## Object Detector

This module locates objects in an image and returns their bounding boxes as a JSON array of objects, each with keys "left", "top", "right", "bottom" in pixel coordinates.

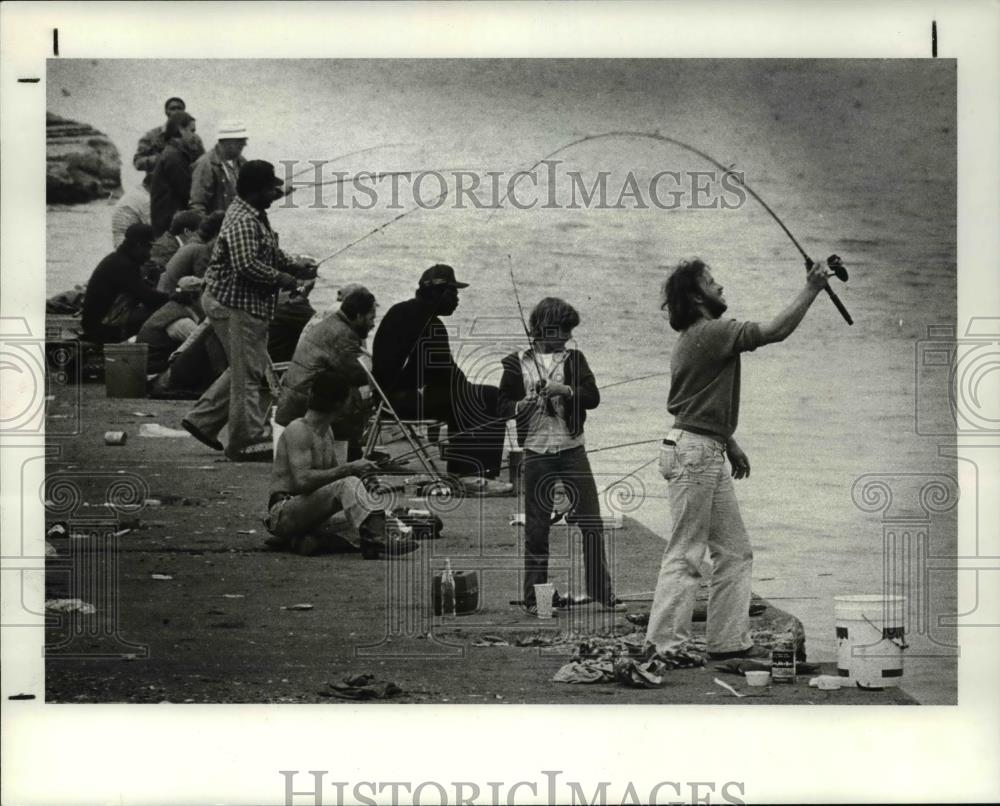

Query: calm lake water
[{"left": 47, "top": 59, "right": 957, "bottom": 702}]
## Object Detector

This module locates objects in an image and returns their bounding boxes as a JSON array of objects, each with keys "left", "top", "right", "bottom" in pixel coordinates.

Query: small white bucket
[
  {"left": 834, "top": 595, "right": 907, "bottom": 688},
  {"left": 271, "top": 407, "right": 284, "bottom": 458}
]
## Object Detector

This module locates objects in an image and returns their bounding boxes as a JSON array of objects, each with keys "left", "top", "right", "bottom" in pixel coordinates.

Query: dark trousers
[
  {"left": 522, "top": 445, "right": 612, "bottom": 606},
  {"left": 388, "top": 382, "right": 505, "bottom": 478}
]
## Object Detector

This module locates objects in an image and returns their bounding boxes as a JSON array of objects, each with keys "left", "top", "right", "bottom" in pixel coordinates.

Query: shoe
[
  {"left": 292, "top": 533, "right": 324, "bottom": 556},
  {"left": 181, "top": 418, "right": 223, "bottom": 451},
  {"left": 263, "top": 533, "right": 290, "bottom": 551},
  {"left": 553, "top": 592, "right": 591, "bottom": 609},
  {"left": 229, "top": 449, "right": 273, "bottom": 463},
  {"left": 360, "top": 538, "right": 419, "bottom": 559},
  {"left": 600, "top": 596, "right": 627, "bottom": 612},
  {"left": 459, "top": 476, "right": 514, "bottom": 497},
  {"left": 360, "top": 521, "right": 419, "bottom": 560},
  {"left": 229, "top": 442, "right": 273, "bottom": 463},
  {"left": 707, "top": 644, "right": 772, "bottom": 661}
]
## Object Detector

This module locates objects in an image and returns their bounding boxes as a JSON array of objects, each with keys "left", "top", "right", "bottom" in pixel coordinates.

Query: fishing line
[{"left": 488, "top": 130, "right": 853, "bottom": 325}]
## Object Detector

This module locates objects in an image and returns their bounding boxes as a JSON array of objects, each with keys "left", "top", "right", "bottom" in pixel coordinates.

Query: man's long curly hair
[{"left": 661, "top": 258, "right": 708, "bottom": 331}]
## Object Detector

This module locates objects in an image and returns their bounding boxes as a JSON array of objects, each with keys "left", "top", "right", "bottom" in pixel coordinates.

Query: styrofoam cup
[{"left": 533, "top": 583, "right": 555, "bottom": 619}]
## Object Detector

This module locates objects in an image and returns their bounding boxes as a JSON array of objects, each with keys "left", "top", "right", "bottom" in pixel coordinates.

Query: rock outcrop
[{"left": 46, "top": 113, "right": 122, "bottom": 204}]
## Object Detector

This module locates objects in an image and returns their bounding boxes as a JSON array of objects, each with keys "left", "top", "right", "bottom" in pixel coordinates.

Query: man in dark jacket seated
[
  {"left": 136, "top": 276, "right": 206, "bottom": 375},
  {"left": 81, "top": 223, "right": 167, "bottom": 343},
  {"left": 372, "top": 264, "right": 512, "bottom": 495}
]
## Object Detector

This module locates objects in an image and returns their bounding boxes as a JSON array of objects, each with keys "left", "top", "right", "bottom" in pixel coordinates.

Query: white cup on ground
[{"left": 533, "top": 583, "right": 555, "bottom": 619}]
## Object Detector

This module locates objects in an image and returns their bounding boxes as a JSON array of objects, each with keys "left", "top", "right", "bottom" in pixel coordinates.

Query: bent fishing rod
[{"left": 490, "top": 130, "right": 853, "bottom": 325}]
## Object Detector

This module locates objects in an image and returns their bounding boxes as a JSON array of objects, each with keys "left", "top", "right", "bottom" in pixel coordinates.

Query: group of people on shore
[{"left": 77, "top": 95, "right": 836, "bottom": 656}]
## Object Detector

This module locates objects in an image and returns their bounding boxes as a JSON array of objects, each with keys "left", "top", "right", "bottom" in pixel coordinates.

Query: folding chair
[{"left": 356, "top": 357, "right": 448, "bottom": 482}]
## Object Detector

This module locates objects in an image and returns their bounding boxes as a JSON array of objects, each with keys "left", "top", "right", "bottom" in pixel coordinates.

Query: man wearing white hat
[{"left": 190, "top": 120, "right": 249, "bottom": 216}]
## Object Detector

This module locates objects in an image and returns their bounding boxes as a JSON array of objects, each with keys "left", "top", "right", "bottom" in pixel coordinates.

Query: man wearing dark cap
[
  {"left": 133, "top": 96, "right": 205, "bottom": 177},
  {"left": 81, "top": 223, "right": 169, "bottom": 343},
  {"left": 372, "top": 265, "right": 512, "bottom": 493},
  {"left": 181, "top": 160, "right": 317, "bottom": 462}
]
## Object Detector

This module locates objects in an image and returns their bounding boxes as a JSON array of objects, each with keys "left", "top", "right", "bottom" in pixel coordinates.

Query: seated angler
[
  {"left": 81, "top": 223, "right": 168, "bottom": 343},
  {"left": 136, "top": 276, "right": 206, "bottom": 375},
  {"left": 158, "top": 210, "right": 225, "bottom": 294},
  {"left": 274, "top": 286, "right": 378, "bottom": 462},
  {"left": 144, "top": 210, "right": 202, "bottom": 286},
  {"left": 372, "top": 264, "right": 512, "bottom": 495},
  {"left": 265, "top": 372, "right": 419, "bottom": 559}
]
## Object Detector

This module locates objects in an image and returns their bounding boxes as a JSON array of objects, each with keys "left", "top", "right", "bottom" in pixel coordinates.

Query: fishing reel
[
  {"left": 532, "top": 379, "right": 557, "bottom": 417},
  {"left": 826, "top": 254, "right": 848, "bottom": 282},
  {"left": 809, "top": 254, "right": 848, "bottom": 282}
]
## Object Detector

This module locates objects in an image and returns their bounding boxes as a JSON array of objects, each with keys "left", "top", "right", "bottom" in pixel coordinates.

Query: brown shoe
[{"left": 181, "top": 418, "right": 223, "bottom": 451}]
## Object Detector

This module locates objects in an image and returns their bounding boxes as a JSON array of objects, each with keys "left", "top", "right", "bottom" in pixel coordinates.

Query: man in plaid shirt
[{"left": 182, "top": 160, "right": 317, "bottom": 462}]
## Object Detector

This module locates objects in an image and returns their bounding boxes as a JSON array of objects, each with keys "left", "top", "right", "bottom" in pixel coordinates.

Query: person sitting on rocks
[
  {"left": 81, "top": 223, "right": 168, "bottom": 343},
  {"left": 158, "top": 210, "right": 225, "bottom": 294},
  {"left": 136, "top": 276, "right": 206, "bottom": 375},
  {"left": 265, "top": 372, "right": 418, "bottom": 559},
  {"left": 144, "top": 210, "right": 202, "bottom": 286}
]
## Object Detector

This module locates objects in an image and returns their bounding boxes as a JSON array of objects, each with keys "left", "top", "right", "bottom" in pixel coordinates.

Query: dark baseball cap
[
  {"left": 237, "top": 160, "right": 284, "bottom": 195},
  {"left": 418, "top": 264, "right": 468, "bottom": 289}
]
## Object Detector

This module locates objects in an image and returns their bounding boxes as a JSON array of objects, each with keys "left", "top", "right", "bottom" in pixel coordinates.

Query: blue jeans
[
  {"left": 522, "top": 445, "right": 613, "bottom": 606},
  {"left": 645, "top": 430, "right": 753, "bottom": 653},
  {"left": 184, "top": 291, "right": 272, "bottom": 459}
]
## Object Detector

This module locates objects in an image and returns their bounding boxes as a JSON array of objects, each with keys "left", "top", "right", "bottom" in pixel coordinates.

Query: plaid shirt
[{"left": 205, "top": 196, "right": 294, "bottom": 320}]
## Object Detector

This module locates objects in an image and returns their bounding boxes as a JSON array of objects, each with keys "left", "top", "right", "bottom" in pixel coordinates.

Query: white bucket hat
[{"left": 216, "top": 120, "right": 248, "bottom": 141}]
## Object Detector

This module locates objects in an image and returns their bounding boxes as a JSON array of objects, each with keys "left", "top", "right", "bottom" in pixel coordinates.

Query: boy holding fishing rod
[{"left": 499, "top": 298, "right": 623, "bottom": 614}]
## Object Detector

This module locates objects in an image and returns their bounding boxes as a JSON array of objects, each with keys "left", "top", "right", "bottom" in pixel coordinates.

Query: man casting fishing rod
[{"left": 645, "top": 257, "right": 833, "bottom": 660}]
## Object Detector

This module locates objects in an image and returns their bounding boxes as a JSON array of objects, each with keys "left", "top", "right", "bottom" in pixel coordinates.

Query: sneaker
[
  {"left": 707, "top": 644, "right": 772, "bottom": 661},
  {"left": 553, "top": 592, "right": 592, "bottom": 609},
  {"left": 181, "top": 418, "right": 223, "bottom": 451},
  {"left": 229, "top": 442, "right": 273, "bottom": 463}
]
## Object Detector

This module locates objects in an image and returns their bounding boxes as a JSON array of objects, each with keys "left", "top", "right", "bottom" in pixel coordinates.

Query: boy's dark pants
[{"left": 522, "top": 445, "right": 612, "bottom": 606}]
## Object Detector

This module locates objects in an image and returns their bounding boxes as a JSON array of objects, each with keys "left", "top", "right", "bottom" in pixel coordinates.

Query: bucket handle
[{"left": 862, "top": 613, "right": 909, "bottom": 650}]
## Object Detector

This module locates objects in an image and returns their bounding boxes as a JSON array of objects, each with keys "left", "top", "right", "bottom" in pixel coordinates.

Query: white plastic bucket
[
  {"left": 834, "top": 595, "right": 907, "bottom": 688},
  {"left": 271, "top": 407, "right": 284, "bottom": 458}
]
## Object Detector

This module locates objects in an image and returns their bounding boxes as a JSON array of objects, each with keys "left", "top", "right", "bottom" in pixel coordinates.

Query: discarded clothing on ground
[
  {"left": 322, "top": 674, "right": 403, "bottom": 701},
  {"left": 552, "top": 634, "right": 705, "bottom": 687}
]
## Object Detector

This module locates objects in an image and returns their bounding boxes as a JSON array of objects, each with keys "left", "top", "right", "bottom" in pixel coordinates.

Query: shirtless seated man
[{"left": 265, "top": 371, "right": 418, "bottom": 559}]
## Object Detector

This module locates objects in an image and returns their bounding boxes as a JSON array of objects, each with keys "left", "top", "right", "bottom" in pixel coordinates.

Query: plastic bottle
[{"left": 441, "top": 559, "right": 456, "bottom": 618}]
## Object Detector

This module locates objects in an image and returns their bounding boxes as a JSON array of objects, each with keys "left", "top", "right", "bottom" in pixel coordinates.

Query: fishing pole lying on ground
[{"left": 490, "top": 130, "right": 854, "bottom": 325}]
